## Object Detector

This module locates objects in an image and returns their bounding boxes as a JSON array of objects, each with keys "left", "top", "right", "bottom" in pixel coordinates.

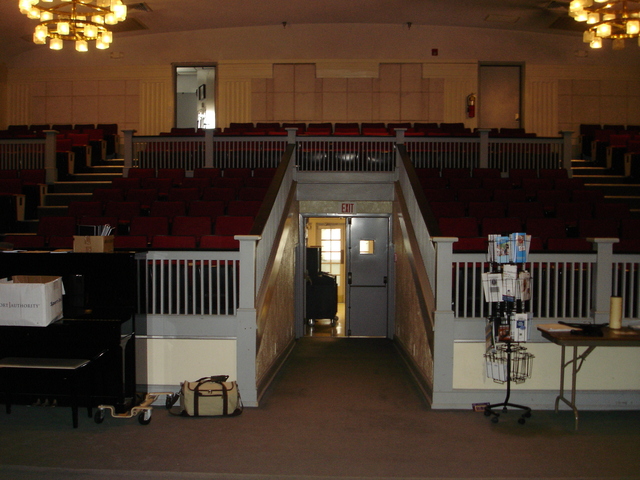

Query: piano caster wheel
[
  {"left": 138, "top": 410, "right": 152, "bottom": 425},
  {"left": 94, "top": 409, "right": 106, "bottom": 424}
]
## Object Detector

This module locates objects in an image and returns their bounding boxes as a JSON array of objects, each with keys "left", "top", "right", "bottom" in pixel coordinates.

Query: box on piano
[
  {"left": 0, "top": 275, "right": 63, "bottom": 327},
  {"left": 73, "top": 235, "right": 114, "bottom": 253}
]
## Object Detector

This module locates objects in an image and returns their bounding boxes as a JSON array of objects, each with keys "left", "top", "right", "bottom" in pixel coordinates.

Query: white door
[{"left": 346, "top": 217, "right": 389, "bottom": 337}]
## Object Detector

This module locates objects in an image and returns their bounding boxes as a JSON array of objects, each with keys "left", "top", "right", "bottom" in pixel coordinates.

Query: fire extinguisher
[{"left": 467, "top": 93, "right": 476, "bottom": 118}]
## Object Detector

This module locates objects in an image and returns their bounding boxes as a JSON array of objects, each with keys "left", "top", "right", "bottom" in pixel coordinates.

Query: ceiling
[{"left": 0, "top": 0, "right": 583, "bottom": 61}]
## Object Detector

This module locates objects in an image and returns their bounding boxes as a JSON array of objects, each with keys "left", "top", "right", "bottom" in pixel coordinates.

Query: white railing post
[
  {"left": 122, "top": 129, "right": 136, "bottom": 176},
  {"left": 395, "top": 128, "right": 407, "bottom": 145},
  {"left": 286, "top": 128, "right": 298, "bottom": 145},
  {"left": 235, "top": 234, "right": 261, "bottom": 406},
  {"left": 431, "top": 237, "right": 458, "bottom": 405},
  {"left": 590, "top": 238, "right": 618, "bottom": 324},
  {"left": 204, "top": 128, "right": 215, "bottom": 169},
  {"left": 44, "top": 130, "right": 58, "bottom": 183},
  {"left": 561, "top": 130, "right": 574, "bottom": 173},
  {"left": 478, "top": 128, "right": 491, "bottom": 169}
]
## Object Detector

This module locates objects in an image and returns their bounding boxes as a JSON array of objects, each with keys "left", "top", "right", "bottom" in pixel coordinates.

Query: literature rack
[{"left": 482, "top": 233, "right": 534, "bottom": 425}]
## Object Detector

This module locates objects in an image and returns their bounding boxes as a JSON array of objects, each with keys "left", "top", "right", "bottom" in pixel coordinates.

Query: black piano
[{"left": 0, "top": 252, "right": 137, "bottom": 413}]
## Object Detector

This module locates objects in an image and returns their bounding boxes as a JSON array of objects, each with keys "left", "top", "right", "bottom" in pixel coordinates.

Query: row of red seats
[
  {"left": 423, "top": 187, "right": 599, "bottom": 205},
  {"left": 438, "top": 216, "right": 640, "bottom": 253},
  {"left": 415, "top": 167, "right": 568, "bottom": 180},
  {"left": 429, "top": 200, "right": 631, "bottom": 222},
  {"left": 91, "top": 186, "right": 266, "bottom": 210},
  {"left": 5, "top": 214, "right": 254, "bottom": 250},
  {"left": 126, "top": 167, "right": 275, "bottom": 181},
  {"left": 68, "top": 198, "right": 262, "bottom": 220}
]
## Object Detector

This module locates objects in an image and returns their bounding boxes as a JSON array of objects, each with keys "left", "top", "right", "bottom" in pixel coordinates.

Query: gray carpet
[{"left": 1, "top": 337, "right": 639, "bottom": 480}]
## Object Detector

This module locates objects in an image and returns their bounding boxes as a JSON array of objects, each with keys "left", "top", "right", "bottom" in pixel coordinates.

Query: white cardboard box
[{"left": 0, "top": 275, "right": 64, "bottom": 327}]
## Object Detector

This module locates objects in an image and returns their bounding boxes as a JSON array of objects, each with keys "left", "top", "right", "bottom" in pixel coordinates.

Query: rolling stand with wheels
[
  {"left": 481, "top": 233, "right": 534, "bottom": 425},
  {"left": 484, "top": 340, "right": 533, "bottom": 424}
]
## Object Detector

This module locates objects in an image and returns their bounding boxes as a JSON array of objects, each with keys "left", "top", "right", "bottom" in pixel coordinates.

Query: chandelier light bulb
[
  {"left": 40, "top": 10, "right": 53, "bottom": 21},
  {"left": 596, "top": 22, "right": 612, "bottom": 37},
  {"left": 96, "top": 35, "right": 108, "bottom": 49},
  {"left": 583, "top": 30, "right": 595, "bottom": 42},
  {"left": 101, "top": 30, "right": 112, "bottom": 43},
  {"left": 575, "top": 10, "right": 589, "bottom": 22},
  {"left": 57, "top": 21, "right": 70, "bottom": 35},
  {"left": 587, "top": 12, "right": 600, "bottom": 24},
  {"left": 627, "top": 19, "right": 640, "bottom": 35},
  {"left": 84, "top": 23, "right": 98, "bottom": 38},
  {"left": 75, "top": 39, "right": 88, "bottom": 52},
  {"left": 590, "top": 36, "right": 603, "bottom": 48},
  {"left": 49, "top": 37, "right": 63, "bottom": 50}
]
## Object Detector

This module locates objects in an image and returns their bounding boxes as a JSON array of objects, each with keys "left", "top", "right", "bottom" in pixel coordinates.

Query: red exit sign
[{"left": 341, "top": 202, "right": 356, "bottom": 214}]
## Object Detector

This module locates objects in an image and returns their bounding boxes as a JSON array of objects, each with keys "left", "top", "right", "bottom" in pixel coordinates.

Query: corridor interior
[{"left": 304, "top": 216, "right": 347, "bottom": 337}]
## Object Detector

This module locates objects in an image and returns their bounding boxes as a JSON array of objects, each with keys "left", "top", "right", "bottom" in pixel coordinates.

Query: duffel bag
[{"left": 175, "top": 375, "right": 243, "bottom": 417}]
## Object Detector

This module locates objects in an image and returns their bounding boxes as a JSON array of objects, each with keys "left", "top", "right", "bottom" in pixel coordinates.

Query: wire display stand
[{"left": 481, "top": 233, "right": 535, "bottom": 425}]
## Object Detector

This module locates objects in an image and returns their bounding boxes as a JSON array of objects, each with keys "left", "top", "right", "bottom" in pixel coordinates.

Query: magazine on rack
[{"left": 482, "top": 272, "right": 503, "bottom": 303}]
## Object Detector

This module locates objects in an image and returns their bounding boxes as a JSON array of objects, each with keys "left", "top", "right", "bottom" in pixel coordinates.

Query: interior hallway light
[
  {"left": 573, "top": 0, "right": 640, "bottom": 49},
  {"left": 19, "top": 0, "right": 127, "bottom": 52}
]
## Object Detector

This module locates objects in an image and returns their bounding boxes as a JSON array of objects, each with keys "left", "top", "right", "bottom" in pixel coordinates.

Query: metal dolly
[{"left": 94, "top": 392, "right": 176, "bottom": 425}]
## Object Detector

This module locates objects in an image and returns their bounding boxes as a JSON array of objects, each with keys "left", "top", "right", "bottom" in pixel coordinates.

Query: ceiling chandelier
[
  {"left": 19, "top": 0, "right": 127, "bottom": 52},
  {"left": 569, "top": 0, "right": 640, "bottom": 49}
]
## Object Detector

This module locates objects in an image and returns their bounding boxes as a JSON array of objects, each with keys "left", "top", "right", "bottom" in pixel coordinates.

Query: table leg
[{"left": 554, "top": 345, "right": 596, "bottom": 430}]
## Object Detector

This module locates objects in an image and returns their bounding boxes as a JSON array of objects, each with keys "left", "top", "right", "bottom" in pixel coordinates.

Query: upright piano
[{"left": 0, "top": 252, "right": 137, "bottom": 412}]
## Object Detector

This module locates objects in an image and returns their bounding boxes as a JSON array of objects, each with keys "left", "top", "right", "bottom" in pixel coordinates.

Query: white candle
[{"left": 609, "top": 296, "right": 623, "bottom": 329}]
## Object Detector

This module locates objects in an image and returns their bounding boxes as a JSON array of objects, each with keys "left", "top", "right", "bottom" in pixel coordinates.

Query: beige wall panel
[
  {"left": 600, "top": 96, "right": 630, "bottom": 125},
  {"left": 139, "top": 81, "right": 170, "bottom": 135},
  {"left": 315, "top": 60, "right": 379, "bottom": 79},
  {"left": 628, "top": 96, "right": 640, "bottom": 125},
  {"left": 428, "top": 77, "right": 445, "bottom": 93},
  {"left": 295, "top": 64, "right": 316, "bottom": 93},
  {"left": 99, "top": 80, "right": 127, "bottom": 96},
  {"left": 125, "top": 80, "right": 140, "bottom": 96},
  {"left": 218, "top": 79, "right": 251, "bottom": 129},
  {"left": 72, "top": 96, "right": 99, "bottom": 124},
  {"left": 251, "top": 91, "right": 268, "bottom": 121},
  {"left": 347, "top": 92, "right": 373, "bottom": 121},
  {"left": 323, "top": 92, "right": 348, "bottom": 121},
  {"left": 252, "top": 78, "right": 268, "bottom": 93},
  {"left": 443, "top": 78, "right": 475, "bottom": 125},
  {"left": 273, "top": 91, "right": 295, "bottom": 120},
  {"left": 31, "top": 82, "right": 47, "bottom": 96},
  {"left": 401, "top": 63, "right": 422, "bottom": 92},
  {"left": 527, "top": 80, "right": 557, "bottom": 138},
  {"left": 8, "top": 83, "right": 30, "bottom": 125},
  {"left": 558, "top": 79, "right": 572, "bottom": 96},
  {"left": 47, "top": 81, "right": 72, "bottom": 97},
  {"left": 429, "top": 91, "right": 445, "bottom": 122},
  {"left": 573, "top": 79, "right": 601, "bottom": 96},
  {"left": 46, "top": 96, "right": 73, "bottom": 124},
  {"left": 323, "top": 77, "right": 347, "bottom": 92},
  {"left": 401, "top": 91, "right": 423, "bottom": 120},
  {"left": 379, "top": 64, "right": 402, "bottom": 92},
  {"left": 601, "top": 81, "right": 627, "bottom": 97},
  {"left": 30, "top": 96, "right": 47, "bottom": 125},
  {"left": 294, "top": 92, "right": 320, "bottom": 121},
  {"left": 348, "top": 78, "right": 373, "bottom": 93},
  {"left": 73, "top": 80, "right": 98, "bottom": 97},
  {"left": 139, "top": 338, "right": 237, "bottom": 386},
  {"left": 125, "top": 95, "right": 140, "bottom": 124},
  {"left": 99, "top": 95, "right": 126, "bottom": 126},
  {"left": 379, "top": 92, "right": 400, "bottom": 120},
  {"left": 572, "top": 96, "right": 601, "bottom": 124},
  {"left": 273, "top": 64, "right": 295, "bottom": 92},
  {"left": 557, "top": 94, "right": 572, "bottom": 125},
  {"left": 420, "top": 92, "right": 431, "bottom": 121}
]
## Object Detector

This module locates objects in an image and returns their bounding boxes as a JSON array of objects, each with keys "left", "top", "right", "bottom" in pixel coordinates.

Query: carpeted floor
[{"left": 1, "top": 337, "right": 639, "bottom": 480}]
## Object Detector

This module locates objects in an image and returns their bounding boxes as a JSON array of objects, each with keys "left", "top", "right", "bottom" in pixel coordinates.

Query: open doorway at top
[
  {"left": 174, "top": 65, "right": 216, "bottom": 129},
  {"left": 303, "top": 215, "right": 391, "bottom": 338},
  {"left": 304, "top": 217, "right": 346, "bottom": 337}
]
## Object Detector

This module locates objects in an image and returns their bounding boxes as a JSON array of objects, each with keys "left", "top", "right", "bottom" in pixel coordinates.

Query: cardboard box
[
  {"left": 73, "top": 235, "right": 114, "bottom": 253},
  {"left": 0, "top": 275, "right": 64, "bottom": 327}
]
